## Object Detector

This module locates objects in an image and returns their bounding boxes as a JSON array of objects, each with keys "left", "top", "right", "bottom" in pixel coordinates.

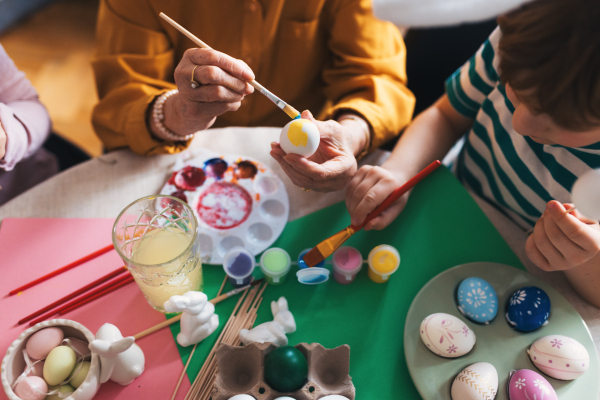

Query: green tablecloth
[{"left": 170, "top": 166, "right": 523, "bottom": 398}]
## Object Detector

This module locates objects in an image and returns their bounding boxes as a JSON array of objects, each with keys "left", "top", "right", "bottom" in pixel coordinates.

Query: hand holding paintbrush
[{"left": 155, "top": 13, "right": 299, "bottom": 142}]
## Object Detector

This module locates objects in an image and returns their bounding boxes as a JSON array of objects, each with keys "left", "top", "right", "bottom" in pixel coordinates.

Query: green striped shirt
[{"left": 446, "top": 27, "right": 600, "bottom": 228}]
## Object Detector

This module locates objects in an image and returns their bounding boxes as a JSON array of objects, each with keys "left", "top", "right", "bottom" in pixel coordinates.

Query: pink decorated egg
[
  {"left": 528, "top": 335, "right": 589, "bottom": 380},
  {"left": 508, "top": 370, "right": 557, "bottom": 400},
  {"left": 25, "top": 327, "right": 64, "bottom": 360},
  {"left": 420, "top": 313, "right": 476, "bottom": 358},
  {"left": 14, "top": 376, "right": 47, "bottom": 400}
]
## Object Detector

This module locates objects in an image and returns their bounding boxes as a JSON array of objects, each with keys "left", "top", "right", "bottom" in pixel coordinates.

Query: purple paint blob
[
  {"left": 204, "top": 158, "right": 228, "bottom": 179},
  {"left": 228, "top": 252, "right": 253, "bottom": 276}
]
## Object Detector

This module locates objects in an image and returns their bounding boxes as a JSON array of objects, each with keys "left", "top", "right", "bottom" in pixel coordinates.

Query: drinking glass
[{"left": 112, "top": 195, "right": 203, "bottom": 312}]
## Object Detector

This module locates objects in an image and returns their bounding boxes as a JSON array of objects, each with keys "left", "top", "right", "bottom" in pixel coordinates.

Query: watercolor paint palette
[
  {"left": 404, "top": 262, "right": 599, "bottom": 400},
  {"left": 160, "top": 152, "right": 289, "bottom": 264}
]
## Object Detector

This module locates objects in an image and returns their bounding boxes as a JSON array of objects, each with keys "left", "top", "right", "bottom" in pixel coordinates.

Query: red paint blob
[
  {"left": 172, "top": 166, "right": 206, "bottom": 190},
  {"left": 197, "top": 182, "right": 252, "bottom": 229}
]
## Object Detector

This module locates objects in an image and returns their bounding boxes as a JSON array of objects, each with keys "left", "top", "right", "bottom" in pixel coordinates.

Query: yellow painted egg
[
  {"left": 43, "top": 346, "right": 77, "bottom": 386},
  {"left": 68, "top": 361, "right": 91, "bottom": 388},
  {"left": 46, "top": 384, "right": 75, "bottom": 400},
  {"left": 279, "top": 119, "right": 320, "bottom": 157}
]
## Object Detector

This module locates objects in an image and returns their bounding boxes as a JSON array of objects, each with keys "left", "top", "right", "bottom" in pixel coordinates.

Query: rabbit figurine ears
[
  {"left": 239, "top": 296, "right": 296, "bottom": 346},
  {"left": 164, "top": 291, "right": 219, "bottom": 347},
  {"left": 90, "top": 324, "right": 145, "bottom": 385}
]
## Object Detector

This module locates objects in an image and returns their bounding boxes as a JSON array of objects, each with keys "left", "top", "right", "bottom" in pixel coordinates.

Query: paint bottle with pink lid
[{"left": 331, "top": 246, "right": 363, "bottom": 284}]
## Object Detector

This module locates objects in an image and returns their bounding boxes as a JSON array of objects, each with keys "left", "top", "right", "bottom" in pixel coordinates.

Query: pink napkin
[{"left": 0, "top": 218, "right": 190, "bottom": 400}]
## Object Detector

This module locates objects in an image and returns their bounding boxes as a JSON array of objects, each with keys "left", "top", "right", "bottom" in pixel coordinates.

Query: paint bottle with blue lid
[{"left": 222, "top": 246, "right": 255, "bottom": 288}]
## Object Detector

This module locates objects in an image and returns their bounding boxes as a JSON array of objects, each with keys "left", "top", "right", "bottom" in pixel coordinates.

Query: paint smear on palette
[
  {"left": 235, "top": 160, "right": 258, "bottom": 180},
  {"left": 197, "top": 182, "right": 252, "bottom": 229},
  {"left": 168, "top": 166, "right": 206, "bottom": 191},
  {"left": 204, "top": 158, "right": 228, "bottom": 179}
]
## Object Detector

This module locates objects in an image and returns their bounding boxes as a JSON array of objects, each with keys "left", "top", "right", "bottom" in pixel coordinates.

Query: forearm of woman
[{"left": 383, "top": 95, "right": 472, "bottom": 179}]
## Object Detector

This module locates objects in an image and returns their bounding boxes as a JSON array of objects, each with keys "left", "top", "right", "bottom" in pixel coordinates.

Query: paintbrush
[
  {"left": 303, "top": 160, "right": 442, "bottom": 267},
  {"left": 159, "top": 12, "right": 300, "bottom": 120}
]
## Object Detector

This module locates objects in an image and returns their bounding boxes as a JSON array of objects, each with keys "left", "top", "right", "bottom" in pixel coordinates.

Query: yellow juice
[{"left": 130, "top": 228, "right": 203, "bottom": 311}]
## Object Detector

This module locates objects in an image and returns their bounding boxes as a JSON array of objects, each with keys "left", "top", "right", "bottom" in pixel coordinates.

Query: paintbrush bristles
[
  {"left": 283, "top": 104, "right": 301, "bottom": 119},
  {"left": 304, "top": 227, "right": 354, "bottom": 268}
]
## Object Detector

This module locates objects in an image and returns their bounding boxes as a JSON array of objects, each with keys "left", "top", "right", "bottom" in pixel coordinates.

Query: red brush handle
[
  {"left": 60, "top": 275, "right": 135, "bottom": 315},
  {"left": 350, "top": 160, "right": 441, "bottom": 232},
  {"left": 18, "top": 266, "right": 127, "bottom": 325},
  {"left": 28, "top": 272, "right": 132, "bottom": 326},
  {"left": 10, "top": 244, "right": 115, "bottom": 296}
]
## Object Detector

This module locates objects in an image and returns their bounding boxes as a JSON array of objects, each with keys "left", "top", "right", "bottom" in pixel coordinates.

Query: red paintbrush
[
  {"left": 18, "top": 266, "right": 128, "bottom": 325},
  {"left": 303, "top": 160, "right": 442, "bottom": 267},
  {"left": 28, "top": 272, "right": 133, "bottom": 326},
  {"left": 9, "top": 244, "right": 115, "bottom": 295},
  {"left": 59, "top": 275, "right": 135, "bottom": 315}
]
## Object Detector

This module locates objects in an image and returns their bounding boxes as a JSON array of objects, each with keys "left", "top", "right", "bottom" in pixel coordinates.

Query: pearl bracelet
[{"left": 152, "top": 89, "right": 195, "bottom": 141}]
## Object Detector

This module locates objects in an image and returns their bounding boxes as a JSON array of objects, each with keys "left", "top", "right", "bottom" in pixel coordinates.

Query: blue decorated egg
[
  {"left": 456, "top": 277, "right": 498, "bottom": 324},
  {"left": 506, "top": 286, "right": 551, "bottom": 332}
]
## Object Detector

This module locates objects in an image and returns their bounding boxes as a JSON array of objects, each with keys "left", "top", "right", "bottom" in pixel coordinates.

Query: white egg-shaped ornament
[
  {"left": 451, "top": 362, "right": 498, "bottom": 400},
  {"left": 508, "top": 369, "right": 558, "bottom": 400},
  {"left": 273, "top": 397, "right": 299, "bottom": 400},
  {"left": 572, "top": 168, "right": 600, "bottom": 220},
  {"left": 279, "top": 118, "right": 320, "bottom": 157},
  {"left": 527, "top": 335, "right": 590, "bottom": 380},
  {"left": 228, "top": 395, "right": 256, "bottom": 400},
  {"left": 506, "top": 286, "right": 550, "bottom": 332},
  {"left": 319, "top": 396, "right": 351, "bottom": 400},
  {"left": 456, "top": 277, "right": 498, "bottom": 324},
  {"left": 420, "top": 313, "right": 476, "bottom": 358}
]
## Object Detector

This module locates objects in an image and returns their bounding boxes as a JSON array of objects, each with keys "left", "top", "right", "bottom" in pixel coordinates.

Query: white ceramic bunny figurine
[
  {"left": 163, "top": 291, "right": 219, "bottom": 347},
  {"left": 89, "top": 323, "right": 145, "bottom": 385},
  {"left": 239, "top": 297, "right": 296, "bottom": 346}
]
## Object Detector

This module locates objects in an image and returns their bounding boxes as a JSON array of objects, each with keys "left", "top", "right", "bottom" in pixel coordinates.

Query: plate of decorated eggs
[
  {"left": 160, "top": 151, "right": 289, "bottom": 264},
  {"left": 404, "top": 262, "right": 599, "bottom": 400}
]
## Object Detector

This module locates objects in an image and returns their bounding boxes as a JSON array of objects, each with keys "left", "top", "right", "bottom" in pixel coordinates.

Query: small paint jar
[
  {"left": 367, "top": 245, "right": 400, "bottom": 283},
  {"left": 260, "top": 248, "right": 291, "bottom": 285},
  {"left": 222, "top": 247, "right": 255, "bottom": 288},
  {"left": 332, "top": 246, "right": 363, "bottom": 284},
  {"left": 297, "top": 248, "right": 325, "bottom": 269}
]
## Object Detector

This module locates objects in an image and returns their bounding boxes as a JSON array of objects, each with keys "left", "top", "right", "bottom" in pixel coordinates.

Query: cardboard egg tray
[{"left": 212, "top": 342, "right": 355, "bottom": 400}]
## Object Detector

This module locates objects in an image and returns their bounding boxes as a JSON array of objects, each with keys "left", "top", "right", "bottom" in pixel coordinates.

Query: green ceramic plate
[{"left": 404, "top": 262, "right": 599, "bottom": 400}]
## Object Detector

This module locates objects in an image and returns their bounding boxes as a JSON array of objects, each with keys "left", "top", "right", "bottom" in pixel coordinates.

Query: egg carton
[{"left": 212, "top": 343, "right": 355, "bottom": 400}]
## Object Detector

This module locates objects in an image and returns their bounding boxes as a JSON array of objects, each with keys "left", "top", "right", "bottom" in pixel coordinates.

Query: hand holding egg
[
  {"left": 270, "top": 110, "right": 360, "bottom": 192},
  {"left": 279, "top": 118, "right": 320, "bottom": 158}
]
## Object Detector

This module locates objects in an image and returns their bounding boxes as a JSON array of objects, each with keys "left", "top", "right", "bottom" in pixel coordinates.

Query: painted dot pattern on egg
[
  {"left": 456, "top": 277, "right": 498, "bottom": 324},
  {"left": 506, "top": 286, "right": 551, "bottom": 332}
]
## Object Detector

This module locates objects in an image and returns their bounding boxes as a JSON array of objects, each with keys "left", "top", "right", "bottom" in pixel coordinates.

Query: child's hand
[
  {"left": 345, "top": 165, "right": 407, "bottom": 231},
  {"left": 526, "top": 200, "right": 600, "bottom": 271}
]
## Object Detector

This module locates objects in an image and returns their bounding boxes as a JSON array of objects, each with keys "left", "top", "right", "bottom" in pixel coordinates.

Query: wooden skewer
[
  {"left": 158, "top": 12, "right": 300, "bottom": 120},
  {"left": 133, "top": 279, "right": 264, "bottom": 340},
  {"left": 19, "top": 266, "right": 128, "bottom": 325},
  {"left": 10, "top": 244, "right": 114, "bottom": 295}
]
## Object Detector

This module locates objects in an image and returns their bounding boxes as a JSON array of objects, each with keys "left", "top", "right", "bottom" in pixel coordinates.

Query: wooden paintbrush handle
[{"left": 350, "top": 160, "right": 441, "bottom": 232}]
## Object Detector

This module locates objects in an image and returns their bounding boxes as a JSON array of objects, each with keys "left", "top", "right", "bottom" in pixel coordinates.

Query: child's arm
[
  {"left": 526, "top": 201, "right": 600, "bottom": 307},
  {"left": 346, "top": 95, "right": 472, "bottom": 229}
]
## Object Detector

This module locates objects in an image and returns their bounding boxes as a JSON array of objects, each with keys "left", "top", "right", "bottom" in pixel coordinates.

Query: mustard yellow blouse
[{"left": 92, "top": 0, "right": 415, "bottom": 155}]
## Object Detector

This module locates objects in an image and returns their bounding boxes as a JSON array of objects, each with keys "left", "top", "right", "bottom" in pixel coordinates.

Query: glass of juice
[{"left": 112, "top": 195, "right": 203, "bottom": 312}]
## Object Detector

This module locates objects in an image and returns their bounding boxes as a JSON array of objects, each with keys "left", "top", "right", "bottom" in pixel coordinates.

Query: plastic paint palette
[{"left": 160, "top": 152, "right": 289, "bottom": 264}]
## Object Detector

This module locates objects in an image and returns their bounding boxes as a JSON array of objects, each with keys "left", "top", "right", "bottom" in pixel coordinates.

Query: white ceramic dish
[
  {"left": 2, "top": 319, "right": 101, "bottom": 400},
  {"left": 160, "top": 151, "right": 289, "bottom": 264}
]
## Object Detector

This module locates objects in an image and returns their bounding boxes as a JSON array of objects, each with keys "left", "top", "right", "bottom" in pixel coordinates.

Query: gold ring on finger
[{"left": 190, "top": 65, "right": 200, "bottom": 89}]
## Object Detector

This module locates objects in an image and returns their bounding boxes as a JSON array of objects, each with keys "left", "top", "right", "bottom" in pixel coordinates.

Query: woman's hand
[
  {"left": 270, "top": 110, "right": 367, "bottom": 192},
  {"left": 345, "top": 165, "right": 407, "bottom": 230},
  {"left": 152, "top": 48, "right": 255, "bottom": 140},
  {"left": 526, "top": 200, "right": 600, "bottom": 270}
]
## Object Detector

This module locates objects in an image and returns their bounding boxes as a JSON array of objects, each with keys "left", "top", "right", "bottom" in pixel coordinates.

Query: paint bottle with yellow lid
[{"left": 367, "top": 245, "right": 400, "bottom": 283}]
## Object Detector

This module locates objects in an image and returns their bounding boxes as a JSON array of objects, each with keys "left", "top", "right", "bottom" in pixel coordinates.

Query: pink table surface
[{"left": 0, "top": 218, "right": 190, "bottom": 400}]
